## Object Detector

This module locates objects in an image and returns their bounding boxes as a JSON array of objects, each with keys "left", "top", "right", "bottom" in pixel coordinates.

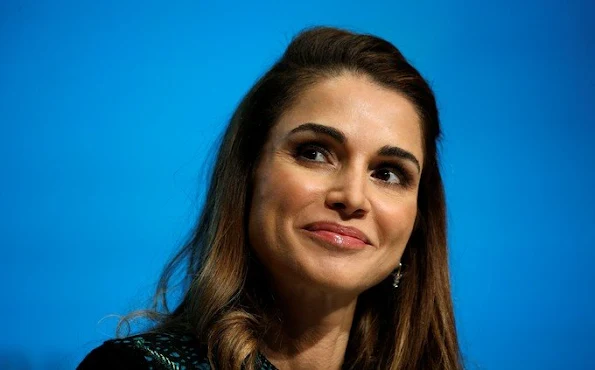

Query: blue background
[{"left": 1, "top": 0, "right": 594, "bottom": 369}]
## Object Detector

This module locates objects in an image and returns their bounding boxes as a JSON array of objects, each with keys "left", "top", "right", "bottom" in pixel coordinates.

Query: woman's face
[{"left": 248, "top": 73, "right": 424, "bottom": 294}]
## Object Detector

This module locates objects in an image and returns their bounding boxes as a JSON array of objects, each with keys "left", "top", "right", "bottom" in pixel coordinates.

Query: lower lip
[{"left": 303, "top": 229, "right": 368, "bottom": 251}]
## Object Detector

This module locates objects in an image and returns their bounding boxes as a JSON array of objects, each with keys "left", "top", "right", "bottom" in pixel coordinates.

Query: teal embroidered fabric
[{"left": 78, "top": 332, "right": 278, "bottom": 370}]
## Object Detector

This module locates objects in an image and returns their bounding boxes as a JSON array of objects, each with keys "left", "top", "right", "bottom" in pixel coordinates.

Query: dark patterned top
[{"left": 77, "top": 332, "right": 279, "bottom": 370}]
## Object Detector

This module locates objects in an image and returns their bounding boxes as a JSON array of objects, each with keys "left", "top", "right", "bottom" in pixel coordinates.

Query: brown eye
[
  {"left": 372, "top": 168, "right": 401, "bottom": 185},
  {"left": 295, "top": 143, "right": 329, "bottom": 163}
]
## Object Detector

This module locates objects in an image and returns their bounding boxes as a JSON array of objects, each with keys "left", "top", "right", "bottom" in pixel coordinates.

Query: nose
[{"left": 325, "top": 166, "right": 371, "bottom": 218}]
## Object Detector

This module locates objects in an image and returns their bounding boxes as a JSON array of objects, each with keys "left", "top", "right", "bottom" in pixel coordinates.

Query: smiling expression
[{"left": 248, "top": 73, "right": 424, "bottom": 294}]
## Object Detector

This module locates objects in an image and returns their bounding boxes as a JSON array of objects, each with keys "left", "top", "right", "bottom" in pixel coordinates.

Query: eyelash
[
  {"left": 294, "top": 142, "right": 332, "bottom": 163},
  {"left": 293, "top": 141, "right": 412, "bottom": 188}
]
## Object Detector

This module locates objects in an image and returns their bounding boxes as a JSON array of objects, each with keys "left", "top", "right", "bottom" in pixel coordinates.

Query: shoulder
[{"left": 77, "top": 331, "right": 212, "bottom": 370}]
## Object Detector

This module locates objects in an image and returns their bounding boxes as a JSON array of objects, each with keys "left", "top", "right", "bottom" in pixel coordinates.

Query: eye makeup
[
  {"left": 285, "top": 122, "right": 421, "bottom": 174},
  {"left": 289, "top": 138, "right": 416, "bottom": 189},
  {"left": 370, "top": 161, "right": 414, "bottom": 189},
  {"left": 293, "top": 141, "right": 334, "bottom": 164}
]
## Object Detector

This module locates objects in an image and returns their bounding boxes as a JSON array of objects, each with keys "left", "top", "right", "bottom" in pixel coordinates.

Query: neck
[{"left": 261, "top": 283, "right": 358, "bottom": 370}]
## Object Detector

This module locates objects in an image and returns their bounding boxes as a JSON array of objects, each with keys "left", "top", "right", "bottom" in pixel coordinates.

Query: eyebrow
[
  {"left": 288, "top": 122, "right": 421, "bottom": 173},
  {"left": 378, "top": 145, "right": 421, "bottom": 173},
  {"left": 289, "top": 122, "right": 346, "bottom": 143}
]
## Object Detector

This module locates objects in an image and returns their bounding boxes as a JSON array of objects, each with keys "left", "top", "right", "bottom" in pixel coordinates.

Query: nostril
[{"left": 331, "top": 202, "right": 346, "bottom": 210}]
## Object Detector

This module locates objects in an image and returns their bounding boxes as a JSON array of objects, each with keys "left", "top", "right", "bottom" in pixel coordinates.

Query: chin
[
  {"left": 297, "top": 263, "right": 379, "bottom": 295},
  {"left": 293, "top": 243, "right": 385, "bottom": 294}
]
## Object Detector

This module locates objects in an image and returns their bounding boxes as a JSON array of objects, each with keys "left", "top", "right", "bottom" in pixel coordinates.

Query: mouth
[{"left": 302, "top": 221, "right": 372, "bottom": 251}]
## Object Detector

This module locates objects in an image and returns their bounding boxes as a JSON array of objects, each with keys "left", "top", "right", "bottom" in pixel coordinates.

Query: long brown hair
[{"left": 128, "top": 26, "right": 462, "bottom": 369}]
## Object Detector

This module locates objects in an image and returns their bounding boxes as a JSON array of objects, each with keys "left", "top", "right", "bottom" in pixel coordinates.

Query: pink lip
[{"left": 302, "top": 222, "right": 372, "bottom": 250}]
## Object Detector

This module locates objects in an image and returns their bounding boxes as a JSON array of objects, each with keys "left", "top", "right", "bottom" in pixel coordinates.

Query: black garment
[{"left": 77, "top": 332, "right": 278, "bottom": 370}]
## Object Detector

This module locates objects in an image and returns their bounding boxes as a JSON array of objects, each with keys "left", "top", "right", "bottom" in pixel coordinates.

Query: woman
[{"left": 79, "top": 26, "right": 462, "bottom": 370}]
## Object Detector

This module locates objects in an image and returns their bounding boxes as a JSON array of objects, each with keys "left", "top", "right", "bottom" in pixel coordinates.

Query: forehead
[{"left": 273, "top": 73, "right": 424, "bottom": 163}]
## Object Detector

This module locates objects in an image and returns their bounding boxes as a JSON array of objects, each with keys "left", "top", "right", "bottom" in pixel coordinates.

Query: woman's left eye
[{"left": 372, "top": 168, "right": 402, "bottom": 185}]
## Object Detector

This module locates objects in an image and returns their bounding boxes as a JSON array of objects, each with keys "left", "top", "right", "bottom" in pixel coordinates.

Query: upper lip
[{"left": 303, "top": 221, "right": 372, "bottom": 245}]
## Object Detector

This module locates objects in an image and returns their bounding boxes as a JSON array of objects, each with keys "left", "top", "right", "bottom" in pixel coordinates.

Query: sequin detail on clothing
[
  {"left": 110, "top": 332, "right": 278, "bottom": 370},
  {"left": 112, "top": 332, "right": 209, "bottom": 370},
  {"left": 256, "top": 352, "right": 278, "bottom": 370}
]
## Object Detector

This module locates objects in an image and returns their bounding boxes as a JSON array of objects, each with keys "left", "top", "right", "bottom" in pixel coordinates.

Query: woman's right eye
[{"left": 295, "top": 143, "right": 329, "bottom": 163}]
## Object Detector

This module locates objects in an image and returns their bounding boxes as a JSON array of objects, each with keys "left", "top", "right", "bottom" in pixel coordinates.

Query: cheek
[
  {"left": 375, "top": 196, "right": 418, "bottom": 248},
  {"left": 254, "top": 160, "right": 325, "bottom": 218},
  {"left": 249, "top": 159, "right": 326, "bottom": 247}
]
